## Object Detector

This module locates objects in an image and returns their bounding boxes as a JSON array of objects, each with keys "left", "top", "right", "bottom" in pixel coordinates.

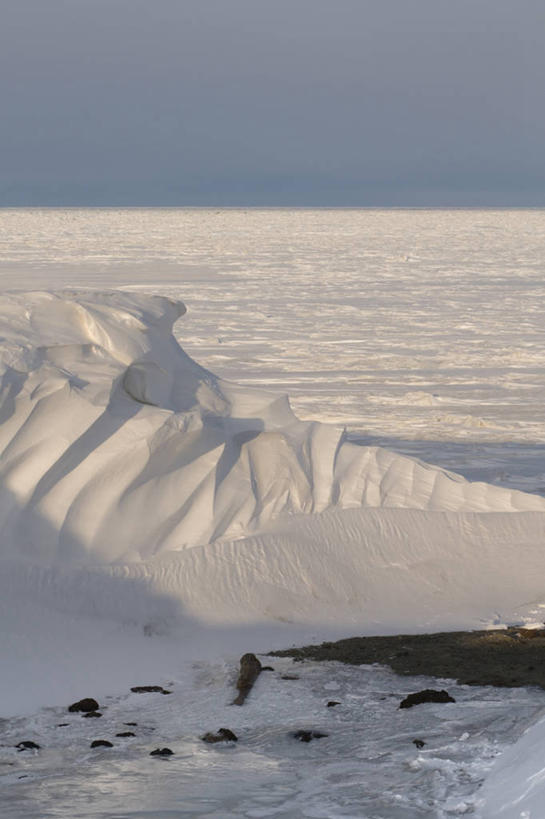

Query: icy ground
[
  {"left": 2, "top": 655, "right": 544, "bottom": 819},
  {"left": 1, "top": 208, "right": 544, "bottom": 490},
  {"left": 1, "top": 208, "right": 545, "bottom": 818}
]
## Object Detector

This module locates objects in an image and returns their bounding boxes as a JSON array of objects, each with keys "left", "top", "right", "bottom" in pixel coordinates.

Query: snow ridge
[{"left": 1, "top": 290, "right": 543, "bottom": 566}]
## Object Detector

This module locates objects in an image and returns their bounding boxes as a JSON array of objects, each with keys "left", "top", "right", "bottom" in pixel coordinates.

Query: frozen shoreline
[{"left": 2, "top": 209, "right": 545, "bottom": 816}]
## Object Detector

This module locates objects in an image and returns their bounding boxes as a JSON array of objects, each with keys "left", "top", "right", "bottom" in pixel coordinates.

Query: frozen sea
[
  {"left": 1, "top": 208, "right": 545, "bottom": 818},
  {"left": 2, "top": 207, "right": 544, "bottom": 494}
]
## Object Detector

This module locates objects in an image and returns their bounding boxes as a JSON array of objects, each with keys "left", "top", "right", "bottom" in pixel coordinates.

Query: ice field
[{"left": 1, "top": 208, "right": 545, "bottom": 818}]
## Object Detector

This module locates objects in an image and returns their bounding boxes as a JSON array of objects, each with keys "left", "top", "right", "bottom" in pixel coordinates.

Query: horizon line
[{"left": 2, "top": 204, "right": 545, "bottom": 211}]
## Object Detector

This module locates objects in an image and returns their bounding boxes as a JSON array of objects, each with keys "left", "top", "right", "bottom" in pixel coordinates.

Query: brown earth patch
[{"left": 269, "top": 628, "right": 545, "bottom": 689}]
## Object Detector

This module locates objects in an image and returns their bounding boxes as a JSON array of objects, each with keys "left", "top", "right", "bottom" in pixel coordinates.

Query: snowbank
[
  {"left": 480, "top": 711, "right": 545, "bottom": 818},
  {"left": 2, "top": 290, "right": 545, "bottom": 716},
  {"left": 1, "top": 290, "right": 542, "bottom": 565}
]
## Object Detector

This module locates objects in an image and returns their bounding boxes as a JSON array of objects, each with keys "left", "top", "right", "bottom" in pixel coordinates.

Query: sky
[{"left": 1, "top": 0, "right": 544, "bottom": 206}]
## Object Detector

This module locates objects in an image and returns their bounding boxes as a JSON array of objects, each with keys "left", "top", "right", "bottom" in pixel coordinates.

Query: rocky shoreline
[{"left": 270, "top": 627, "right": 545, "bottom": 689}]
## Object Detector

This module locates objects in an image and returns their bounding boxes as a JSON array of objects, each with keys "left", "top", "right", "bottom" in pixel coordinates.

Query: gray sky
[{"left": 1, "top": 0, "right": 544, "bottom": 206}]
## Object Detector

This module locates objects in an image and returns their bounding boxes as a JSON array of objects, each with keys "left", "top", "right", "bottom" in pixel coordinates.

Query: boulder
[
  {"left": 292, "top": 730, "right": 328, "bottom": 743},
  {"left": 233, "top": 653, "right": 262, "bottom": 705},
  {"left": 202, "top": 728, "right": 238, "bottom": 743},
  {"left": 400, "top": 689, "right": 455, "bottom": 709},
  {"left": 90, "top": 740, "right": 113, "bottom": 748},
  {"left": 150, "top": 747, "right": 174, "bottom": 756},
  {"left": 130, "top": 685, "right": 170, "bottom": 694},
  {"left": 68, "top": 697, "right": 99, "bottom": 713},
  {"left": 16, "top": 741, "right": 40, "bottom": 751}
]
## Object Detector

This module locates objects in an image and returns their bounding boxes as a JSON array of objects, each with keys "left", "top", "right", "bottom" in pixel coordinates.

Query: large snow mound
[
  {"left": 1, "top": 290, "right": 543, "bottom": 566},
  {"left": 479, "top": 711, "right": 545, "bottom": 818}
]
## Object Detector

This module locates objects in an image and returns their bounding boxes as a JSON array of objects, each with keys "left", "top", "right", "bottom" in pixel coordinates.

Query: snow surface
[
  {"left": 479, "top": 709, "right": 545, "bottom": 818},
  {"left": 2, "top": 655, "right": 545, "bottom": 819},
  {"left": 1, "top": 288, "right": 542, "bottom": 567},
  {"left": 2, "top": 208, "right": 545, "bottom": 486},
  {"left": 1, "top": 209, "right": 545, "bottom": 817}
]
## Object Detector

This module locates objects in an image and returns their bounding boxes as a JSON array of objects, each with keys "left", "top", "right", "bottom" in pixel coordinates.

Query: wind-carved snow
[
  {"left": 1, "top": 288, "right": 545, "bottom": 642},
  {"left": 1, "top": 290, "right": 543, "bottom": 568},
  {"left": 2, "top": 289, "right": 545, "bottom": 817}
]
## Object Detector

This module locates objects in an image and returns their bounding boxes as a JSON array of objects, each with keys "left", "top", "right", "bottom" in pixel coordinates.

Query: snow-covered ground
[
  {"left": 3, "top": 655, "right": 545, "bottom": 819},
  {"left": 1, "top": 208, "right": 545, "bottom": 817},
  {"left": 1, "top": 208, "right": 544, "bottom": 485}
]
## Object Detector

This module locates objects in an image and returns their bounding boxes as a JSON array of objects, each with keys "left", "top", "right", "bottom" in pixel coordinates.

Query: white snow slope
[
  {"left": 1, "top": 289, "right": 545, "bottom": 632},
  {"left": 1, "top": 289, "right": 543, "bottom": 560},
  {"left": 2, "top": 287, "right": 545, "bottom": 816}
]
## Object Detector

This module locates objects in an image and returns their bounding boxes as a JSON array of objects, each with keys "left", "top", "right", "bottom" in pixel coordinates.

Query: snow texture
[
  {"left": 1, "top": 289, "right": 545, "bottom": 649},
  {"left": 2, "top": 209, "right": 545, "bottom": 817},
  {"left": 1, "top": 289, "right": 543, "bottom": 567}
]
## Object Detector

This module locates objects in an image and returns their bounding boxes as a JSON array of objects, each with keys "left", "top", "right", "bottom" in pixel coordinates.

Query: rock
[
  {"left": 57, "top": 723, "right": 69, "bottom": 727},
  {"left": 90, "top": 740, "right": 113, "bottom": 748},
  {"left": 327, "top": 701, "right": 341, "bottom": 707},
  {"left": 16, "top": 741, "right": 40, "bottom": 751},
  {"left": 233, "top": 653, "right": 262, "bottom": 705},
  {"left": 124, "top": 722, "right": 138, "bottom": 726},
  {"left": 83, "top": 711, "right": 102, "bottom": 718},
  {"left": 261, "top": 666, "right": 275, "bottom": 671},
  {"left": 116, "top": 731, "right": 136, "bottom": 737},
  {"left": 281, "top": 674, "right": 299, "bottom": 680},
  {"left": 292, "top": 730, "right": 328, "bottom": 743},
  {"left": 400, "top": 689, "right": 455, "bottom": 709},
  {"left": 201, "top": 728, "right": 238, "bottom": 743},
  {"left": 68, "top": 697, "right": 99, "bottom": 713},
  {"left": 413, "top": 739, "right": 426, "bottom": 749},
  {"left": 150, "top": 747, "right": 174, "bottom": 756},
  {"left": 130, "top": 685, "right": 171, "bottom": 694}
]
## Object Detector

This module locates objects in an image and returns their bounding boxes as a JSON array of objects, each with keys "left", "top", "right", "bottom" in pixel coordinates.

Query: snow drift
[
  {"left": 479, "top": 710, "right": 545, "bottom": 818},
  {"left": 1, "top": 289, "right": 545, "bottom": 643},
  {"left": 1, "top": 290, "right": 543, "bottom": 568}
]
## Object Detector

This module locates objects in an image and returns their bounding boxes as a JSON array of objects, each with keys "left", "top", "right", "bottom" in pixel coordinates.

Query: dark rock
[
  {"left": 83, "top": 711, "right": 102, "bottom": 718},
  {"left": 130, "top": 686, "right": 170, "bottom": 694},
  {"left": 124, "top": 722, "right": 138, "bottom": 726},
  {"left": 90, "top": 740, "right": 113, "bottom": 748},
  {"left": 327, "top": 701, "right": 341, "bottom": 707},
  {"left": 281, "top": 674, "right": 299, "bottom": 680},
  {"left": 150, "top": 747, "right": 174, "bottom": 756},
  {"left": 261, "top": 666, "right": 274, "bottom": 671},
  {"left": 57, "top": 723, "right": 69, "bottom": 727},
  {"left": 202, "top": 728, "right": 238, "bottom": 743},
  {"left": 292, "top": 730, "right": 328, "bottom": 743},
  {"left": 116, "top": 731, "right": 136, "bottom": 737},
  {"left": 16, "top": 741, "right": 40, "bottom": 751},
  {"left": 413, "top": 739, "right": 426, "bottom": 749},
  {"left": 400, "top": 689, "right": 455, "bottom": 709},
  {"left": 233, "top": 653, "right": 262, "bottom": 705},
  {"left": 68, "top": 697, "right": 99, "bottom": 713}
]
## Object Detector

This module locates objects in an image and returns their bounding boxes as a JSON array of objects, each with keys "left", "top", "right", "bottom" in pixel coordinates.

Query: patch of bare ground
[{"left": 269, "top": 628, "right": 545, "bottom": 689}]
